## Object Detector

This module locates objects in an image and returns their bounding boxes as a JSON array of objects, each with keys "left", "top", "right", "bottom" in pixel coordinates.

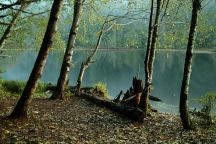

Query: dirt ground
[{"left": 0, "top": 96, "right": 216, "bottom": 143}]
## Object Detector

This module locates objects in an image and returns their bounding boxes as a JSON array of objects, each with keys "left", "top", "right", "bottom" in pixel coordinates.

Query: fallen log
[
  {"left": 45, "top": 84, "right": 93, "bottom": 93},
  {"left": 81, "top": 93, "right": 144, "bottom": 122}
]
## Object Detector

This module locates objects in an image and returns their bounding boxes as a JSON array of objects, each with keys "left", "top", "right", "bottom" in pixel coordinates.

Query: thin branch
[
  {"left": 10, "top": 7, "right": 49, "bottom": 15},
  {"left": 19, "top": 10, "right": 50, "bottom": 20},
  {"left": 0, "top": 1, "right": 21, "bottom": 11},
  {"left": 0, "top": 0, "right": 39, "bottom": 11},
  {"left": 161, "top": 0, "right": 170, "bottom": 21},
  {"left": 0, "top": 21, "right": 15, "bottom": 26},
  {"left": 0, "top": 54, "right": 11, "bottom": 58},
  {"left": 175, "top": 1, "right": 184, "bottom": 16},
  {"left": 0, "top": 14, "right": 10, "bottom": 18}
]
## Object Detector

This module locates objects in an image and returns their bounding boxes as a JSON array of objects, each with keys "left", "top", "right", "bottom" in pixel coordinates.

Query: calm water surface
[{"left": 1, "top": 49, "right": 216, "bottom": 114}]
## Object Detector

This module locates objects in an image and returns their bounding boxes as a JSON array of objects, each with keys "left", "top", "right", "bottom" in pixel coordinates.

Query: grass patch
[
  {"left": 93, "top": 82, "right": 109, "bottom": 98},
  {"left": 0, "top": 80, "right": 49, "bottom": 97},
  {"left": 1, "top": 80, "right": 25, "bottom": 94}
]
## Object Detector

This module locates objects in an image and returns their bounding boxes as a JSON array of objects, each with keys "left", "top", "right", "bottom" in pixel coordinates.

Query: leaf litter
[{"left": 0, "top": 96, "right": 216, "bottom": 143}]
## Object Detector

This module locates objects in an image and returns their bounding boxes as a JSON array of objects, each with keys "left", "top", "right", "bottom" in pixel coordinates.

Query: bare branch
[
  {"left": 19, "top": 10, "right": 50, "bottom": 20},
  {"left": 161, "top": 0, "right": 170, "bottom": 21},
  {"left": 0, "top": 0, "right": 39, "bottom": 11},
  {"left": 0, "top": 1, "right": 21, "bottom": 11}
]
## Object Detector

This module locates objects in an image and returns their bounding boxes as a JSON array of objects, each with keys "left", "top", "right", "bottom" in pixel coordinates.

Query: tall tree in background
[
  {"left": 8, "top": 0, "right": 64, "bottom": 119},
  {"left": 180, "top": 0, "right": 201, "bottom": 130},
  {"left": 139, "top": 0, "right": 162, "bottom": 117},
  {"left": 50, "top": 0, "right": 84, "bottom": 100}
]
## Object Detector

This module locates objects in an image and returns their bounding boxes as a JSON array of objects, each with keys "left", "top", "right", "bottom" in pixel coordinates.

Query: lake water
[{"left": 1, "top": 49, "right": 216, "bottom": 114}]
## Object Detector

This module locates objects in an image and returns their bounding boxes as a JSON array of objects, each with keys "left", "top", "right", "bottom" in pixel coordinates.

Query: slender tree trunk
[
  {"left": 180, "top": 0, "right": 201, "bottom": 130},
  {"left": 8, "top": 0, "right": 64, "bottom": 119},
  {"left": 0, "top": 2, "right": 29, "bottom": 49},
  {"left": 148, "top": 0, "right": 161, "bottom": 80},
  {"left": 145, "top": 0, "right": 154, "bottom": 83},
  {"left": 75, "top": 23, "right": 105, "bottom": 96},
  {"left": 75, "top": 62, "right": 87, "bottom": 96},
  {"left": 139, "top": 0, "right": 161, "bottom": 117},
  {"left": 139, "top": 0, "right": 154, "bottom": 116},
  {"left": 50, "top": 0, "right": 84, "bottom": 100}
]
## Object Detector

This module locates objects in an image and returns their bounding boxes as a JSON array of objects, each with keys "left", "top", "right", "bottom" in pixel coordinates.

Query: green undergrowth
[{"left": 0, "top": 80, "right": 49, "bottom": 98}]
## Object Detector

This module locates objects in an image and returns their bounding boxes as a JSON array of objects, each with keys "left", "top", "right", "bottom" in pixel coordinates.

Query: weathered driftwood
[
  {"left": 121, "top": 77, "right": 162, "bottom": 108},
  {"left": 75, "top": 26, "right": 103, "bottom": 96},
  {"left": 46, "top": 78, "right": 160, "bottom": 122},
  {"left": 113, "top": 90, "right": 123, "bottom": 103},
  {"left": 81, "top": 92, "right": 145, "bottom": 122},
  {"left": 75, "top": 20, "right": 114, "bottom": 96},
  {"left": 120, "top": 77, "right": 143, "bottom": 107},
  {"left": 122, "top": 93, "right": 161, "bottom": 102}
]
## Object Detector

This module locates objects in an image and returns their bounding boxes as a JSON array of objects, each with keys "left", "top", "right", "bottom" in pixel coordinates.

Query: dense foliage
[{"left": 1, "top": 0, "right": 216, "bottom": 52}]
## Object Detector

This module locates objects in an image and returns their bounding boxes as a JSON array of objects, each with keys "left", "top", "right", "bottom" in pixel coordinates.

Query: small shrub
[
  {"left": 36, "top": 80, "right": 49, "bottom": 93},
  {"left": 65, "top": 89, "right": 73, "bottom": 97},
  {"left": 93, "top": 82, "right": 109, "bottom": 98}
]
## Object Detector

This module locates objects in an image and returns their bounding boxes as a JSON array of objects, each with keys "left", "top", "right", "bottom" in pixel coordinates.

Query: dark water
[{"left": 1, "top": 50, "right": 216, "bottom": 114}]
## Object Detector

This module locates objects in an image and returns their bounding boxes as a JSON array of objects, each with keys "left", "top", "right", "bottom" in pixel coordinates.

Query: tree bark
[
  {"left": 50, "top": 0, "right": 84, "bottom": 100},
  {"left": 75, "top": 62, "right": 86, "bottom": 96},
  {"left": 8, "top": 0, "right": 64, "bottom": 119},
  {"left": 0, "top": 2, "right": 29, "bottom": 49},
  {"left": 180, "top": 0, "right": 201, "bottom": 130},
  {"left": 139, "top": 0, "right": 154, "bottom": 116},
  {"left": 139, "top": 0, "right": 162, "bottom": 117},
  {"left": 75, "top": 22, "right": 106, "bottom": 96}
]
